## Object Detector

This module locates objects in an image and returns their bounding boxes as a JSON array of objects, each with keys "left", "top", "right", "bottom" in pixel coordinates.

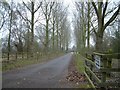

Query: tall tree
[
  {"left": 6, "top": 0, "right": 14, "bottom": 61},
  {"left": 74, "top": 2, "right": 87, "bottom": 52},
  {"left": 18, "top": 1, "right": 42, "bottom": 56},
  {"left": 41, "top": 1, "right": 54, "bottom": 52},
  {"left": 92, "top": 0, "right": 120, "bottom": 51}
]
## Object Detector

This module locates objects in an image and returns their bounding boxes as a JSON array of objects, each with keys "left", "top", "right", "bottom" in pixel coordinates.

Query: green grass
[
  {"left": 3, "top": 59, "right": 38, "bottom": 71},
  {"left": 2, "top": 52, "right": 64, "bottom": 72},
  {"left": 75, "top": 53, "right": 85, "bottom": 73},
  {"left": 74, "top": 53, "right": 93, "bottom": 88}
]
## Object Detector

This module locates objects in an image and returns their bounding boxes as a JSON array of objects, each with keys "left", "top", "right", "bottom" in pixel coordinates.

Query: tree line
[
  {"left": 73, "top": 0, "right": 120, "bottom": 53},
  {"left": 0, "top": 0, "right": 71, "bottom": 60},
  {"left": 1, "top": 0, "right": 120, "bottom": 60}
]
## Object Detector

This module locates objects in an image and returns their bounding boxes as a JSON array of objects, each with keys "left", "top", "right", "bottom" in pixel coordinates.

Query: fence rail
[
  {"left": 84, "top": 52, "right": 120, "bottom": 89},
  {"left": 2, "top": 51, "right": 61, "bottom": 63}
]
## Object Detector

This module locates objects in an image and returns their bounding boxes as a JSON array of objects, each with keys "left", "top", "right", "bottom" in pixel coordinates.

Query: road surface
[{"left": 2, "top": 53, "right": 74, "bottom": 88}]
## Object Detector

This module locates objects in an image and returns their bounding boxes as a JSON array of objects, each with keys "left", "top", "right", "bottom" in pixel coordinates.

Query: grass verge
[
  {"left": 75, "top": 53, "right": 85, "bottom": 73},
  {"left": 2, "top": 52, "right": 65, "bottom": 72},
  {"left": 74, "top": 53, "right": 92, "bottom": 88}
]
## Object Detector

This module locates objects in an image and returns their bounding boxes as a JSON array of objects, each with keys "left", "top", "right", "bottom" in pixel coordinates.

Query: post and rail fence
[
  {"left": 2, "top": 51, "right": 64, "bottom": 64},
  {"left": 2, "top": 52, "right": 45, "bottom": 63},
  {"left": 84, "top": 52, "right": 120, "bottom": 89}
]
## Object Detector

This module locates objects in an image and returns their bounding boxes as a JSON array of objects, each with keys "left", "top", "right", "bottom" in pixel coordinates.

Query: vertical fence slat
[
  {"left": 101, "top": 56, "right": 107, "bottom": 82},
  {"left": 107, "top": 57, "right": 112, "bottom": 77},
  {"left": 7, "top": 52, "right": 9, "bottom": 63}
]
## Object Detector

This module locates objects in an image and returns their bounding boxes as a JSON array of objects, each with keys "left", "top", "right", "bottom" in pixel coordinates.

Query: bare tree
[
  {"left": 6, "top": 1, "right": 14, "bottom": 61},
  {"left": 92, "top": 0, "right": 120, "bottom": 51},
  {"left": 17, "top": 1, "right": 42, "bottom": 57},
  {"left": 74, "top": 2, "right": 87, "bottom": 51},
  {"left": 41, "top": 1, "right": 54, "bottom": 52}
]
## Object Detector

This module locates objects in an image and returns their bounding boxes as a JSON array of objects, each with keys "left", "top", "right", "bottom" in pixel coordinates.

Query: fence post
[
  {"left": 101, "top": 55, "right": 107, "bottom": 89},
  {"left": 27, "top": 52, "right": 29, "bottom": 60},
  {"left": 37, "top": 52, "right": 39, "bottom": 61},
  {"left": 22, "top": 52, "right": 23, "bottom": 59},
  {"left": 90, "top": 54, "right": 94, "bottom": 80},
  {"left": 85, "top": 53, "right": 88, "bottom": 73},
  {"left": 7, "top": 52, "right": 9, "bottom": 63},
  {"left": 16, "top": 53, "right": 17, "bottom": 60},
  {"left": 107, "top": 57, "right": 112, "bottom": 77},
  {"left": 85, "top": 53, "right": 87, "bottom": 72}
]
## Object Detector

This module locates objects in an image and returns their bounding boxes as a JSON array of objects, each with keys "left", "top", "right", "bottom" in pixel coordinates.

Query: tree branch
[
  {"left": 0, "top": 14, "right": 5, "bottom": 30},
  {"left": 34, "top": 2, "right": 42, "bottom": 13},
  {"left": 90, "top": 21, "right": 97, "bottom": 35},
  {"left": 105, "top": 6, "right": 118, "bottom": 17},
  {"left": 104, "top": 5, "right": 120, "bottom": 30},
  {"left": 48, "top": 2, "right": 55, "bottom": 20},
  {"left": 92, "top": 1, "right": 99, "bottom": 19},
  {"left": 103, "top": 0, "right": 108, "bottom": 18},
  {"left": 17, "top": 9, "right": 31, "bottom": 24},
  {"left": 23, "top": 2, "right": 31, "bottom": 12},
  {"left": 41, "top": 5, "right": 47, "bottom": 17}
]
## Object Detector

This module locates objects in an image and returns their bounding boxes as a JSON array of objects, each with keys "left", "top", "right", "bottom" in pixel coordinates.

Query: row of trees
[
  {"left": 74, "top": 0, "right": 120, "bottom": 53},
  {"left": 0, "top": 0, "right": 71, "bottom": 60},
  {"left": 1, "top": 0, "right": 119, "bottom": 58}
]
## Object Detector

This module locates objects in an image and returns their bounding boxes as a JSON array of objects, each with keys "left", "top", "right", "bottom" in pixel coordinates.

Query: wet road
[{"left": 2, "top": 53, "right": 73, "bottom": 88}]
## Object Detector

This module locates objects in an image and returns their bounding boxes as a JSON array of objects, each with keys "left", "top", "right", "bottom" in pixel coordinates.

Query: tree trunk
[
  {"left": 44, "top": 17, "right": 49, "bottom": 53},
  {"left": 56, "top": 21, "right": 59, "bottom": 50},
  {"left": 8, "top": 9, "right": 12, "bottom": 61},
  {"left": 95, "top": 32, "right": 104, "bottom": 52},
  {"left": 30, "top": 1, "right": 34, "bottom": 57},
  {"left": 59, "top": 32, "right": 62, "bottom": 50},
  {"left": 81, "top": 2, "right": 86, "bottom": 49},
  {"left": 52, "top": 18, "right": 55, "bottom": 51},
  {"left": 95, "top": 2, "right": 104, "bottom": 52},
  {"left": 87, "top": 2, "right": 90, "bottom": 49},
  {"left": 27, "top": 23, "right": 30, "bottom": 59}
]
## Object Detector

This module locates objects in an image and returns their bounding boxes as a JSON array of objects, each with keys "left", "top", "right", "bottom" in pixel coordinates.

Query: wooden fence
[
  {"left": 2, "top": 51, "right": 58, "bottom": 63},
  {"left": 84, "top": 52, "right": 120, "bottom": 89}
]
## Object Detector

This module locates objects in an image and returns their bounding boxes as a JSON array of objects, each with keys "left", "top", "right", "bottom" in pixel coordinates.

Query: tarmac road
[{"left": 2, "top": 53, "right": 73, "bottom": 88}]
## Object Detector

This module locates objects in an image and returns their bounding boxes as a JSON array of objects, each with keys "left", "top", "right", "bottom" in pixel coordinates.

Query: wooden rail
[
  {"left": 84, "top": 52, "right": 120, "bottom": 89},
  {"left": 2, "top": 52, "right": 53, "bottom": 63}
]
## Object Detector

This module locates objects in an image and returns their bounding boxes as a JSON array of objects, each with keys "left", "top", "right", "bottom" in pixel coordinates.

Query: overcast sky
[{"left": 1, "top": 0, "right": 120, "bottom": 48}]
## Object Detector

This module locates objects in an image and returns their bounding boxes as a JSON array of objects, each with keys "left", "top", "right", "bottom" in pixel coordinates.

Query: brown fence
[
  {"left": 84, "top": 52, "right": 120, "bottom": 89},
  {"left": 2, "top": 52, "right": 50, "bottom": 63},
  {"left": 2, "top": 51, "right": 63, "bottom": 63}
]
